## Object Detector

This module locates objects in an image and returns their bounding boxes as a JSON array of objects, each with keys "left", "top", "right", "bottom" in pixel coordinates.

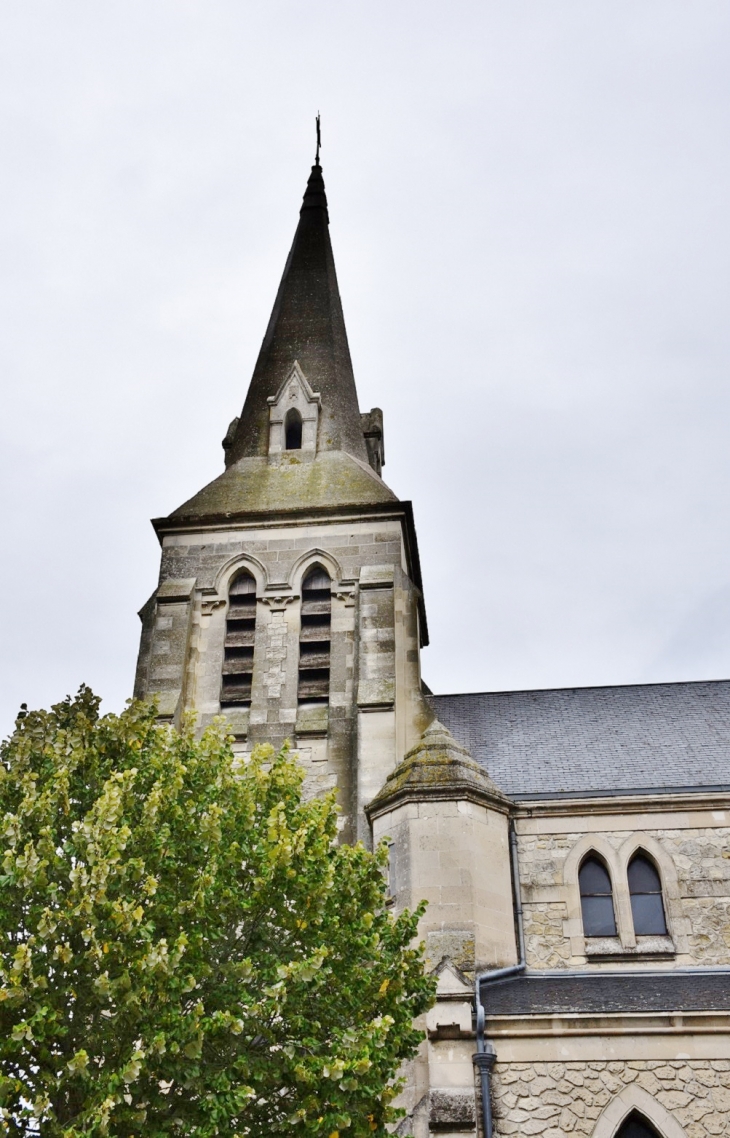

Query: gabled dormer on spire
[
  {"left": 226, "top": 160, "right": 370, "bottom": 467},
  {"left": 266, "top": 361, "right": 321, "bottom": 459}
]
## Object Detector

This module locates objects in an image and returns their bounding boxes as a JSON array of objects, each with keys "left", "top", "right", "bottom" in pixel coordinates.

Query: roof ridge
[{"left": 430, "top": 677, "right": 730, "bottom": 700}]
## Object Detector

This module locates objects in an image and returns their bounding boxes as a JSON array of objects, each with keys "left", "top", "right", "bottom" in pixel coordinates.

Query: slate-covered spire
[{"left": 226, "top": 160, "right": 369, "bottom": 466}]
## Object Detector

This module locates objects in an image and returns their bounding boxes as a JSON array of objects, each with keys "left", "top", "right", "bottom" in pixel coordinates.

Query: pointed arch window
[
  {"left": 628, "top": 854, "right": 667, "bottom": 936},
  {"left": 285, "top": 408, "right": 303, "bottom": 450},
  {"left": 298, "top": 566, "right": 331, "bottom": 703},
  {"left": 615, "top": 1112, "right": 661, "bottom": 1138},
  {"left": 579, "top": 856, "right": 617, "bottom": 937},
  {"left": 221, "top": 571, "right": 257, "bottom": 708}
]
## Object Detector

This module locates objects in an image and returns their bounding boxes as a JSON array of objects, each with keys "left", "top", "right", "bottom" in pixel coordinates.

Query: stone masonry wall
[
  {"left": 518, "top": 827, "right": 730, "bottom": 968},
  {"left": 492, "top": 1059, "right": 730, "bottom": 1137},
  {"left": 156, "top": 524, "right": 404, "bottom": 603},
  {"left": 137, "top": 516, "right": 428, "bottom": 843}
]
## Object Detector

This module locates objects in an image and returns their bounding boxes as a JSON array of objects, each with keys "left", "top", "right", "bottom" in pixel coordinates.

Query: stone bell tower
[
  {"left": 134, "top": 150, "right": 522, "bottom": 1136},
  {"left": 134, "top": 156, "right": 432, "bottom": 843}
]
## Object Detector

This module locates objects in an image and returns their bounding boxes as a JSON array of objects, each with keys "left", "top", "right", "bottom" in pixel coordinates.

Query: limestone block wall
[
  {"left": 491, "top": 1059, "right": 730, "bottom": 1137},
  {"left": 133, "top": 578, "right": 196, "bottom": 722},
  {"left": 373, "top": 798, "right": 518, "bottom": 974},
  {"left": 135, "top": 514, "right": 429, "bottom": 842},
  {"left": 514, "top": 813, "right": 730, "bottom": 968}
]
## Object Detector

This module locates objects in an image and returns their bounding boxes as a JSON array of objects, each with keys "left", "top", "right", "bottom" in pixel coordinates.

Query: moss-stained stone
[
  {"left": 428, "top": 1088, "right": 476, "bottom": 1131},
  {"left": 221, "top": 708, "right": 249, "bottom": 738},
  {"left": 295, "top": 704, "right": 329, "bottom": 737},
  {"left": 165, "top": 452, "right": 396, "bottom": 524},
  {"left": 367, "top": 719, "right": 511, "bottom": 819},
  {"left": 425, "top": 929, "right": 476, "bottom": 977}
]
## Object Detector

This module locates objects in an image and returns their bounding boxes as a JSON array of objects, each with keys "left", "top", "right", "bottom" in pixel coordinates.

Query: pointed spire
[{"left": 226, "top": 155, "right": 369, "bottom": 466}]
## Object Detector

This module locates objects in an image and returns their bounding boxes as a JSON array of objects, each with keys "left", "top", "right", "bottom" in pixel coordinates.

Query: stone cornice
[
  {"left": 368, "top": 782, "right": 513, "bottom": 819},
  {"left": 485, "top": 1009, "right": 730, "bottom": 1038},
  {"left": 152, "top": 498, "right": 408, "bottom": 536},
  {"left": 512, "top": 789, "right": 730, "bottom": 819}
]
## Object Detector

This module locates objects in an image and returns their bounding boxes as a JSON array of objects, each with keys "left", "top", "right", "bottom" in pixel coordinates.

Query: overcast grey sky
[{"left": 1, "top": 1, "right": 730, "bottom": 734}]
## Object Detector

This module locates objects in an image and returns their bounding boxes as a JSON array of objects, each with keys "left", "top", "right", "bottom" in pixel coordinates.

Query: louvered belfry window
[
  {"left": 297, "top": 567, "right": 331, "bottom": 703},
  {"left": 579, "top": 856, "right": 617, "bottom": 937},
  {"left": 628, "top": 854, "right": 667, "bottom": 936},
  {"left": 220, "top": 571, "right": 257, "bottom": 707}
]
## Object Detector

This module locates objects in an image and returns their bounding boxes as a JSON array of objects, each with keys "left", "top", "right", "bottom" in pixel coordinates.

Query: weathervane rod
[{"left": 315, "top": 112, "right": 321, "bottom": 165}]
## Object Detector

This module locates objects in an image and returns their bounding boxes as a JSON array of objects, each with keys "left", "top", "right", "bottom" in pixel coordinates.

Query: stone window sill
[
  {"left": 295, "top": 705, "right": 329, "bottom": 737},
  {"left": 585, "top": 935, "right": 675, "bottom": 960},
  {"left": 222, "top": 708, "right": 249, "bottom": 740}
]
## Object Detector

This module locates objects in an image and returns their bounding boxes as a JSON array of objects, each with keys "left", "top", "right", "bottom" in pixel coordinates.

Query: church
[{"left": 133, "top": 154, "right": 730, "bottom": 1138}]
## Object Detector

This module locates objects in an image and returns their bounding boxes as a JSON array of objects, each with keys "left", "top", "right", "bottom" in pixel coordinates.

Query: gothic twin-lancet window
[
  {"left": 220, "top": 571, "right": 257, "bottom": 708},
  {"left": 219, "top": 566, "right": 333, "bottom": 710},
  {"left": 615, "top": 1113, "right": 661, "bottom": 1138},
  {"left": 579, "top": 852, "right": 667, "bottom": 938},
  {"left": 297, "top": 567, "right": 331, "bottom": 704}
]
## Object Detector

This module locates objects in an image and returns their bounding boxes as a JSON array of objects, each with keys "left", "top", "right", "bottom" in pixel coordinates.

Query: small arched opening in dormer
[
  {"left": 615, "top": 1112, "right": 662, "bottom": 1138},
  {"left": 579, "top": 854, "right": 617, "bottom": 937},
  {"left": 628, "top": 853, "right": 668, "bottom": 936},
  {"left": 285, "top": 408, "right": 303, "bottom": 450}
]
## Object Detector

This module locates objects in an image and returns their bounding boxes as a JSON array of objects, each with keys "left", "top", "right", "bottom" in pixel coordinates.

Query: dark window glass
[
  {"left": 628, "top": 855, "right": 662, "bottom": 893},
  {"left": 580, "top": 858, "right": 612, "bottom": 894},
  {"left": 615, "top": 1111, "right": 661, "bottom": 1138},
  {"left": 579, "top": 856, "right": 617, "bottom": 937},
  {"left": 628, "top": 854, "right": 667, "bottom": 936},
  {"left": 285, "top": 409, "right": 303, "bottom": 450},
  {"left": 221, "top": 571, "right": 257, "bottom": 708}
]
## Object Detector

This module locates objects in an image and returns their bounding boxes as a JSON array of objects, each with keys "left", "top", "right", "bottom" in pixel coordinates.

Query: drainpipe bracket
[{"left": 472, "top": 1048, "right": 497, "bottom": 1074}]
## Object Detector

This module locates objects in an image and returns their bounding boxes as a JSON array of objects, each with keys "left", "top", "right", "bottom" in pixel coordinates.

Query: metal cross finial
[{"left": 315, "top": 112, "right": 321, "bottom": 165}]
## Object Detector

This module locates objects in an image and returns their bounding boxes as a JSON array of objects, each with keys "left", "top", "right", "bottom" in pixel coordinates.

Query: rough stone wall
[
  {"left": 492, "top": 1059, "right": 730, "bottom": 1137},
  {"left": 668, "top": 830, "right": 730, "bottom": 963},
  {"left": 519, "top": 830, "right": 580, "bottom": 969},
  {"left": 517, "top": 827, "right": 730, "bottom": 968},
  {"left": 523, "top": 900, "right": 572, "bottom": 968}
]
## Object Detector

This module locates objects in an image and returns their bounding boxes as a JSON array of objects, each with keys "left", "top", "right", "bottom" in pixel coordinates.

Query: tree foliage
[{"left": 0, "top": 688, "right": 434, "bottom": 1136}]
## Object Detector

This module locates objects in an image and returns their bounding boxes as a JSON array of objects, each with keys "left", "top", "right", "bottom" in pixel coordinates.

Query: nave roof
[{"left": 430, "top": 679, "right": 730, "bottom": 799}]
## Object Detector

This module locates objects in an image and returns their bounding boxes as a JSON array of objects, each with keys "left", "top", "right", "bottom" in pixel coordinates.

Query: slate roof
[
  {"left": 429, "top": 680, "right": 730, "bottom": 799},
  {"left": 482, "top": 971, "right": 730, "bottom": 1016}
]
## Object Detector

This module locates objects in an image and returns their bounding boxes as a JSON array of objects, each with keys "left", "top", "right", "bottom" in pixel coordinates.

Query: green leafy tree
[{"left": 0, "top": 688, "right": 434, "bottom": 1136}]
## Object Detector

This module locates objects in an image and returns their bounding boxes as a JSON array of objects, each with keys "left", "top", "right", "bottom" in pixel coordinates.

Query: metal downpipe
[{"left": 472, "top": 819, "right": 526, "bottom": 1136}]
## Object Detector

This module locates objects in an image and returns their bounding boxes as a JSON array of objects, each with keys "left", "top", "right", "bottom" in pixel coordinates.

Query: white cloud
[{"left": 1, "top": 1, "right": 730, "bottom": 729}]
